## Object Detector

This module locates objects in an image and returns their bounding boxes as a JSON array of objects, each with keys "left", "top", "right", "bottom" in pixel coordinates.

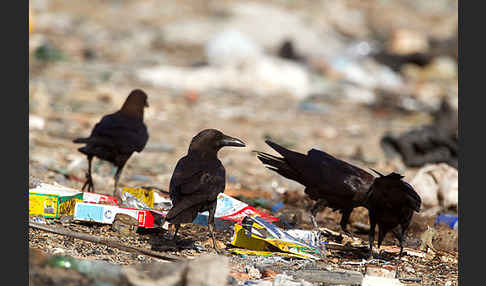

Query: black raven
[
  {"left": 73, "top": 89, "right": 149, "bottom": 197},
  {"left": 165, "top": 129, "right": 245, "bottom": 251},
  {"left": 256, "top": 140, "right": 374, "bottom": 236},
  {"left": 366, "top": 169, "right": 421, "bottom": 257}
]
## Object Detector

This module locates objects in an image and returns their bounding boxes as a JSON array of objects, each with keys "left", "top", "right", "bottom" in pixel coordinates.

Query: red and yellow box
[{"left": 73, "top": 202, "right": 156, "bottom": 228}]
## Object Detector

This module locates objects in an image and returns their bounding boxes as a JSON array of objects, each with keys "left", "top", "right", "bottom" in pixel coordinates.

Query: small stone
[
  {"left": 261, "top": 268, "right": 278, "bottom": 278},
  {"left": 186, "top": 254, "right": 230, "bottom": 286},
  {"left": 230, "top": 271, "right": 249, "bottom": 281},
  {"left": 246, "top": 265, "right": 262, "bottom": 279},
  {"left": 404, "top": 266, "right": 415, "bottom": 273},
  {"left": 51, "top": 248, "right": 66, "bottom": 255},
  {"left": 29, "top": 115, "right": 45, "bottom": 130},
  {"left": 366, "top": 265, "right": 397, "bottom": 278},
  {"left": 60, "top": 215, "right": 73, "bottom": 225},
  {"left": 362, "top": 275, "right": 404, "bottom": 286},
  {"left": 388, "top": 29, "right": 429, "bottom": 55},
  {"left": 112, "top": 214, "right": 139, "bottom": 236}
]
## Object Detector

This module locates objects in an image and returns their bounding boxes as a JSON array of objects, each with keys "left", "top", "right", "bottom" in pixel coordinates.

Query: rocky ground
[{"left": 29, "top": 0, "right": 458, "bottom": 285}]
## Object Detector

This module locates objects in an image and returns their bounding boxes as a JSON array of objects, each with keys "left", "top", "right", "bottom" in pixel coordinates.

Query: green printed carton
[{"left": 29, "top": 183, "right": 83, "bottom": 219}]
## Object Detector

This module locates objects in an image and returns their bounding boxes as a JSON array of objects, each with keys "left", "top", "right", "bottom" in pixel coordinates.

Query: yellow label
[
  {"left": 29, "top": 194, "right": 59, "bottom": 218},
  {"left": 228, "top": 248, "right": 306, "bottom": 259},
  {"left": 231, "top": 224, "right": 271, "bottom": 251},
  {"left": 59, "top": 198, "right": 82, "bottom": 216},
  {"left": 29, "top": 193, "right": 83, "bottom": 218},
  {"left": 230, "top": 223, "right": 321, "bottom": 260},
  {"left": 122, "top": 187, "right": 154, "bottom": 208}
]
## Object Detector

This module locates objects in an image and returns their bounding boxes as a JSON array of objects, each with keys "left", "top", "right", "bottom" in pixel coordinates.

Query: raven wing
[
  {"left": 167, "top": 155, "right": 225, "bottom": 221},
  {"left": 398, "top": 180, "right": 422, "bottom": 212},
  {"left": 261, "top": 140, "right": 321, "bottom": 187},
  {"left": 261, "top": 141, "right": 374, "bottom": 196},
  {"left": 306, "top": 148, "right": 374, "bottom": 193},
  {"left": 89, "top": 112, "right": 149, "bottom": 153}
]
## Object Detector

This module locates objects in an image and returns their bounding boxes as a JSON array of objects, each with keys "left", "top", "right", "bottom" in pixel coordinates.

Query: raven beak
[{"left": 220, "top": 135, "right": 246, "bottom": 147}]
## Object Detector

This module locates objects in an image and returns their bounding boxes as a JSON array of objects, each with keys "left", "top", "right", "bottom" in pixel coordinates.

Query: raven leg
[
  {"left": 377, "top": 226, "right": 386, "bottom": 249},
  {"left": 208, "top": 200, "right": 221, "bottom": 253},
  {"left": 159, "top": 215, "right": 167, "bottom": 237},
  {"left": 81, "top": 155, "right": 94, "bottom": 192},
  {"left": 376, "top": 225, "right": 389, "bottom": 258},
  {"left": 368, "top": 214, "right": 376, "bottom": 257},
  {"left": 339, "top": 209, "right": 354, "bottom": 238},
  {"left": 394, "top": 222, "right": 409, "bottom": 258},
  {"left": 113, "top": 160, "right": 127, "bottom": 197},
  {"left": 310, "top": 198, "right": 328, "bottom": 229},
  {"left": 172, "top": 224, "right": 180, "bottom": 241},
  {"left": 392, "top": 228, "right": 405, "bottom": 258}
]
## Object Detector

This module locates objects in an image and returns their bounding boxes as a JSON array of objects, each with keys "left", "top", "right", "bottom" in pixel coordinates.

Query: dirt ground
[{"left": 29, "top": 0, "right": 458, "bottom": 285}]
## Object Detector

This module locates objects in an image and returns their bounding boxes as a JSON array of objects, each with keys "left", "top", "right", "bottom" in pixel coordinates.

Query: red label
[
  {"left": 136, "top": 210, "right": 155, "bottom": 228},
  {"left": 138, "top": 212, "right": 145, "bottom": 225},
  {"left": 85, "top": 193, "right": 119, "bottom": 205},
  {"left": 218, "top": 206, "right": 279, "bottom": 223}
]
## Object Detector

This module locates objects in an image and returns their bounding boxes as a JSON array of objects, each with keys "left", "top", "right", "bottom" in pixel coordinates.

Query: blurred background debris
[{"left": 29, "top": 0, "right": 458, "bottom": 285}]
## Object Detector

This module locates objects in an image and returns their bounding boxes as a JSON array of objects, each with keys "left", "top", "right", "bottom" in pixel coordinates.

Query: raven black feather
[
  {"left": 73, "top": 89, "right": 149, "bottom": 196},
  {"left": 166, "top": 129, "right": 245, "bottom": 251},
  {"left": 366, "top": 170, "right": 421, "bottom": 257},
  {"left": 256, "top": 140, "right": 374, "bottom": 236}
]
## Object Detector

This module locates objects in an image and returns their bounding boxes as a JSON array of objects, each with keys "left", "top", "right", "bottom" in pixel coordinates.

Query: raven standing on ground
[
  {"left": 256, "top": 140, "right": 374, "bottom": 236},
  {"left": 73, "top": 89, "right": 149, "bottom": 196},
  {"left": 366, "top": 170, "right": 421, "bottom": 257},
  {"left": 165, "top": 129, "right": 245, "bottom": 251}
]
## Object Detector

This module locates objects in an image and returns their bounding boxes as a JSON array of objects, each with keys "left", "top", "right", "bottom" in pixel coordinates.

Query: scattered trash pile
[
  {"left": 30, "top": 183, "right": 158, "bottom": 228},
  {"left": 29, "top": 182, "right": 279, "bottom": 231},
  {"left": 192, "top": 193, "right": 280, "bottom": 231},
  {"left": 29, "top": 180, "right": 457, "bottom": 286}
]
